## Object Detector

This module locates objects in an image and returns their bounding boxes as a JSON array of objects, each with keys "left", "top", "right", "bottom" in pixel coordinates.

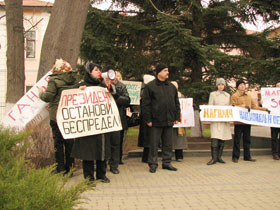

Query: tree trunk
[
  {"left": 37, "top": 0, "right": 90, "bottom": 81},
  {"left": 4, "top": 0, "right": 25, "bottom": 109},
  {"left": 191, "top": 0, "right": 203, "bottom": 83}
]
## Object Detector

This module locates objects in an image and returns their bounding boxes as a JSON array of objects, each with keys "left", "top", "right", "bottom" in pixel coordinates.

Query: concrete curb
[{"left": 127, "top": 148, "right": 272, "bottom": 158}]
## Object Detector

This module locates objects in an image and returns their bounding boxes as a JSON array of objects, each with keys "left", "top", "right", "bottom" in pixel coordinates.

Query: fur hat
[
  {"left": 155, "top": 63, "right": 168, "bottom": 75},
  {"left": 216, "top": 78, "right": 226, "bottom": 86},
  {"left": 51, "top": 59, "right": 72, "bottom": 73},
  {"left": 236, "top": 79, "right": 245, "bottom": 88},
  {"left": 85, "top": 62, "right": 101, "bottom": 74}
]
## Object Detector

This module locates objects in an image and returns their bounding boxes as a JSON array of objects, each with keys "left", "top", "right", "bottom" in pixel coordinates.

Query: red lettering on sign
[
  {"left": 26, "top": 91, "right": 38, "bottom": 102},
  {"left": 8, "top": 110, "right": 16, "bottom": 121},
  {"left": 17, "top": 104, "right": 30, "bottom": 114}
]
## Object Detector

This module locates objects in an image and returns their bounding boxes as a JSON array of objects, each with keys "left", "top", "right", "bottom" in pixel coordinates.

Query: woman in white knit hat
[{"left": 207, "top": 78, "right": 232, "bottom": 165}]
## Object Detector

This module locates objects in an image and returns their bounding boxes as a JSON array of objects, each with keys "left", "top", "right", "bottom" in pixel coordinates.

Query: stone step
[{"left": 187, "top": 142, "right": 211, "bottom": 150}]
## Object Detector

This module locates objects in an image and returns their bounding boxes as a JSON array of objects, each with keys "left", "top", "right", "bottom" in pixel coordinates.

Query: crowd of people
[{"left": 39, "top": 59, "right": 278, "bottom": 187}]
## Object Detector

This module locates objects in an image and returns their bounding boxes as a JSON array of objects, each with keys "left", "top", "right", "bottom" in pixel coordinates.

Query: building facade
[{"left": 0, "top": 0, "right": 52, "bottom": 119}]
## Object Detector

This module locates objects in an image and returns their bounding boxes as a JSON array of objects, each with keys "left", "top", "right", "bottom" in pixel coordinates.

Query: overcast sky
[{"left": 41, "top": 0, "right": 277, "bottom": 32}]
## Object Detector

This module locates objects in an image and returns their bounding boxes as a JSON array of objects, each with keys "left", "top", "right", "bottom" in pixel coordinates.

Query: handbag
[{"left": 126, "top": 112, "right": 140, "bottom": 127}]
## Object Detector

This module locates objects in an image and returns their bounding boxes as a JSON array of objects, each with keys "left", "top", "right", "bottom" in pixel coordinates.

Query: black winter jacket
[
  {"left": 115, "top": 81, "right": 131, "bottom": 130},
  {"left": 142, "top": 78, "right": 180, "bottom": 127}
]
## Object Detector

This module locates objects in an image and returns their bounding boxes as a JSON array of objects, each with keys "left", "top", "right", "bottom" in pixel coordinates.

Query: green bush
[{"left": 0, "top": 127, "right": 90, "bottom": 210}]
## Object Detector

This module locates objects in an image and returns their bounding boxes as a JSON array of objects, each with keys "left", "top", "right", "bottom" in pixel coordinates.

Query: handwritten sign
[
  {"left": 261, "top": 88, "right": 280, "bottom": 115},
  {"left": 122, "top": 81, "right": 142, "bottom": 105},
  {"left": 200, "top": 105, "right": 280, "bottom": 127},
  {"left": 174, "top": 98, "right": 194, "bottom": 127},
  {"left": 57, "top": 86, "right": 122, "bottom": 139},
  {"left": 1, "top": 71, "right": 52, "bottom": 129}
]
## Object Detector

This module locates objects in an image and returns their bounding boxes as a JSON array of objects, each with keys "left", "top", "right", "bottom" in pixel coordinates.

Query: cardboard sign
[
  {"left": 56, "top": 86, "right": 122, "bottom": 139},
  {"left": 261, "top": 88, "right": 280, "bottom": 115},
  {"left": 1, "top": 71, "right": 52, "bottom": 129},
  {"left": 200, "top": 105, "right": 279, "bottom": 127},
  {"left": 122, "top": 81, "right": 142, "bottom": 105},
  {"left": 174, "top": 98, "right": 194, "bottom": 127}
]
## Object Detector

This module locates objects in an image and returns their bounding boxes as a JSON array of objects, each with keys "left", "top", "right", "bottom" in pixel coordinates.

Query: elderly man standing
[
  {"left": 142, "top": 63, "right": 181, "bottom": 173},
  {"left": 231, "top": 79, "right": 269, "bottom": 163}
]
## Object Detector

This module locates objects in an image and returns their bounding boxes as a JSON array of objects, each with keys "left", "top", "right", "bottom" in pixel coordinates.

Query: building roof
[{"left": 0, "top": 0, "right": 53, "bottom": 7}]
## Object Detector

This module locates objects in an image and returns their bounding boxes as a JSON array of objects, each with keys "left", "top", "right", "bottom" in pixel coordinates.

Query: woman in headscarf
[{"left": 71, "top": 62, "right": 118, "bottom": 185}]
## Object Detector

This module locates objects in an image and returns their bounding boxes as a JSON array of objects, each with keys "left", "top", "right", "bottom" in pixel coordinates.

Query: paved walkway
[{"left": 71, "top": 155, "right": 280, "bottom": 210}]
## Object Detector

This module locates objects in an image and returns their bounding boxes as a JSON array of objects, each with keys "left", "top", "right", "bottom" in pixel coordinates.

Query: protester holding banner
[
  {"left": 171, "top": 81, "right": 188, "bottom": 162},
  {"left": 207, "top": 78, "right": 232, "bottom": 165},
  {"left": 231, "top": 79, "right": 269, "bottom": 163},
  {"left": 108, "top": 71, "right": 131, "bottom": 174},
  {"left": 71, "top": 62, "right": 117, "bottom": 185},
  {"left": 142, "top": 63, "right": 181, "bottom": 173},
  {"left": 270, "top": 81, "right": 280, "bottom": 160},
  {"left": 39, "top": 59, "right": 77, "bottom": 175},
  {"left": 138, "top": 74, "right": 155, "bottom": 163}
]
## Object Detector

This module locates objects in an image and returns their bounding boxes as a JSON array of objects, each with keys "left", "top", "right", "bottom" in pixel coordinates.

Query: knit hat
[
  {"left": 155, "top": 63, "right": 168, "bottom": 75},
  {"left": 216, "top": 78, "right": 226, "bottom": 86},
  {"left": 85, "top": 61, "right": 101, "bottom": 74},
  {"left": 236, "top": 79, "right": 245, "bottom": 88},
  {"left": 51, "top": 59, "right": 72, "bottom": 73}
]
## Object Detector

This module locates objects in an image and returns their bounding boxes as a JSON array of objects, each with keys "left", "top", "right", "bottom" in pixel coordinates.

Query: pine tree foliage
[
  {"left": 0, "top": 128, "right": 90, "bottom": 210},
  {"left": 81, "top": 0, "right": 280, "bottom": 104}
]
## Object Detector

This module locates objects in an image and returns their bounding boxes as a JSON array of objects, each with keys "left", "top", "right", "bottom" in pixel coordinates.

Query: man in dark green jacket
[
  {"left": 142, "top": 63, "right": 181, "bottom": 173},
  {"left": 39, "top": 59, "right": 78, "bottom": 175}
]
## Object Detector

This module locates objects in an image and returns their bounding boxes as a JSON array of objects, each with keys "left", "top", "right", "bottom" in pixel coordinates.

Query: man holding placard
[{"left": 231, "top": 79, "right": 269, "bottom": 163}]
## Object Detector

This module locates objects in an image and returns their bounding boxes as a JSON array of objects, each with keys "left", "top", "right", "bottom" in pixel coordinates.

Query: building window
[{"left": 26, "top": 31, "right": 36, "bottom": 58}]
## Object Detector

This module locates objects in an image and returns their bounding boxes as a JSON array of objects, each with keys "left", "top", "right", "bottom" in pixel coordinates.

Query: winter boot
[
  {"left": 207, "top": 139, "right": 218, "bottom": 165},
  {"left": 217, "top": 140, "right": 226, "bottom": 163}
]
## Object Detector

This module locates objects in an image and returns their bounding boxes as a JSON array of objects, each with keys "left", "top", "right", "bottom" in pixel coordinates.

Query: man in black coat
[{"left": 142, "top": 63, "right": 181, "bottom": 173}]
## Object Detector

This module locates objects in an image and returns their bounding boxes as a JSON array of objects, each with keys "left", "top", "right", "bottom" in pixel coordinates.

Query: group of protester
[{"left": 39, "top": 59, "right": 279, "bottom": 187}]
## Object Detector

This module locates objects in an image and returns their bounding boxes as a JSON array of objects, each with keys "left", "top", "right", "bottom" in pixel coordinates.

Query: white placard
[
  {"left": 56, "top": 86, "right": 122, "bottom": 139},
  {"left": 174, "top": 98, "right": 194, "bottom": 127},
  {"left": 1, "top": 71, "right": 52, "bottom": 129}
]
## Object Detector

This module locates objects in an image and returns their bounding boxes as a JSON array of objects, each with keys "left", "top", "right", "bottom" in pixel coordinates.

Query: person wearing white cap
[{"left": 207, "top": 78, "right": 232, "bottom": 165}]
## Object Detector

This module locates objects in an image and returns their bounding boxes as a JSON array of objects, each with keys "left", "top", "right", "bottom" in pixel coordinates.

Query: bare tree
[
  {"left": 37, "top": 0, "right": 91, "bottom": 80},
  {"left": 4, "top": 0, "right": 25, "bottom": 110}
]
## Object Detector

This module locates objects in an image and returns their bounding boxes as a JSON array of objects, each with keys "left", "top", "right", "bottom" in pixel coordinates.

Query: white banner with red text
[
  {"left": 173, "top": 98, "right": 195, "bottom": 127},
  {"left": 56, "top": 86, "right": 122, "bottom": 139},
  {"left": 261, "top": 88, "right": 280, "bottom": 115},
  {"left": 199, "top": 105, "right": 280, "bottom": 127},
  {"left": 1, "top": 71, "right": 52, "bottom": 129}
]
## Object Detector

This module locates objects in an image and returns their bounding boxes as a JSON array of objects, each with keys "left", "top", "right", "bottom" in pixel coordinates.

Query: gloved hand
[
  {"left": 245, "top": 106, "right": 251, "bottom": 112},
  {"left": 267, "top": 109, "right": 271, "bottom": 114}
]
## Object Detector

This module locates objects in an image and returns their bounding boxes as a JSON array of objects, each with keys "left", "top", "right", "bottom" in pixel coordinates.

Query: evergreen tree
[{"left": 81, "top": 0, "right": 280, "bottom": 104}]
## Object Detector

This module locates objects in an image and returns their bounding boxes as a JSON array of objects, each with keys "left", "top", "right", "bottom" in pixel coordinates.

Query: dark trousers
[
  {"left": 148, "top": 126, "right": 173, "bottom": 168},
  {"left": 109, "top": 131, "right": 121, "bottom": 170},
  {"left": 271, "top": 127, "right": 280, "bottom": 156},
  {"left": 50, "top": 120, "right": 74, "bottom": 173},
  {"left": 175, "top": 149, "right": 183, "bottom": 160},
  {"left": 142, "top": 147, "right": 149, "bottom": 163},
  {"left": 232, "top": 124, "right": 251, "bottom": 160},
  {"left": 119, "top": 130, "right": 125, "bottom": 162},
  {"left": 82, "top": 160, "right": 107, "bottom": 180}
]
